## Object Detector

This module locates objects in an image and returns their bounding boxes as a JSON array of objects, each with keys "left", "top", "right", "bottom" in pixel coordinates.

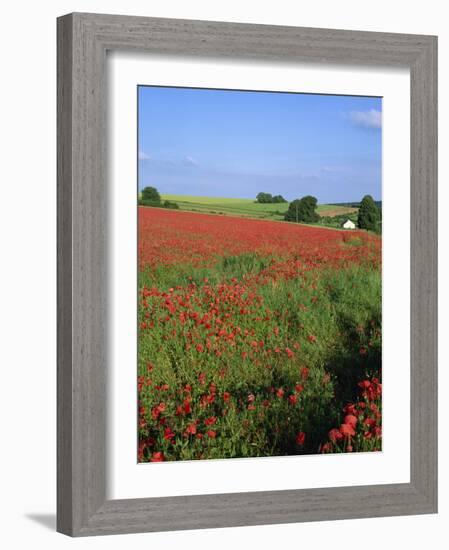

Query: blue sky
[{"left": 138, "top": 86, "right": 382, "bottom": 203}]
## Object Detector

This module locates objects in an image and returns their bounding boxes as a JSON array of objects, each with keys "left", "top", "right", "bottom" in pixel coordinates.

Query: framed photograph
[{"left": 57, "top": 12, "right": 437, "bottom": 536}]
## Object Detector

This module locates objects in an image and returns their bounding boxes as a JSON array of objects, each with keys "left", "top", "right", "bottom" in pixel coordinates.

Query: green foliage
[
  {"left": 318, "top": 213, "right": 358, "bottom": 229},
  {"left": 139, "top": 186, "right": 180, "bottom": 210},
  {"left": 158, "top": 195, "right": 358, "bottom": 222},
  {"left": 163, "top": 200, "right": 179, "bottom": 209},
  {"left": 141, "top": 186, "right": 161, "bottom": 204},
  {"left": 272, "top": 195, "right": 287, "bottom": 203},
  {"left": 357, "top": 195, "right": 380, "bottom": 232},
  {"left": 284, "top": 195, "right": 320, "bottom": 223},
  {"left": 139, "top": 199, "right": 180, "bottom": 210},
  {"left": 256, "top": 192, "right": 273, "bottom": 204},
  {"left": 138, "top": 257, "right": 381, "bottom": 460},
  {"left": 139, "top": 199, "right": 161, "bottom": 207},
  {"left": 256, "top": 192, "right": 287, "bottom": 204}
]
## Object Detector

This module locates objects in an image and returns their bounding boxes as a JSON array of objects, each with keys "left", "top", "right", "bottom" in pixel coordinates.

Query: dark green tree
[
  {"left": 256, "top": 192, "right": 273, "bottom": 204},
  {"left": 284, "top": 195, "right": 319, "bottom": 223},
  {"left": 163, "top": 200, "right": 179, "bottom": 209},
  {"left": 357, "top": 195, "right": 380, "bottom": 231},
  {"left": 141, "top": 186, "right": 161, "bottom": 204},
  {"left": 284, "top": 199, "right": 301, "bottom": 222},
  {"left": 272, "top": 195, "right": 287, "bottom": 203}
]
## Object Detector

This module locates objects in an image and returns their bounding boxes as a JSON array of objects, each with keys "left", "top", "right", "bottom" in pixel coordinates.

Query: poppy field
[{"left": 138, "top": 208, "right": 382, "bottom": 462}]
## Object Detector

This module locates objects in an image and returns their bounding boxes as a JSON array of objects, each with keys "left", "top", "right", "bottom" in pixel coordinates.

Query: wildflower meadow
[{"left": 137, "top": 208, "right": 382, "bottom": 462}]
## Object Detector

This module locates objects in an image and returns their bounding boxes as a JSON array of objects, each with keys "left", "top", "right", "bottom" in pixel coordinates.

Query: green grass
[
  {"left": 138, "top": 250, "right": 381, "bottom": 461},
  {"left": 160, "top": 194, "right": 357, "bottom": 221}
]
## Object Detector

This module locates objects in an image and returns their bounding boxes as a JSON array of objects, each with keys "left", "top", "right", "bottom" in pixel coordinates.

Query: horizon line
[{"left": 157, "top": 192, "right": 382, "bottom": 203}]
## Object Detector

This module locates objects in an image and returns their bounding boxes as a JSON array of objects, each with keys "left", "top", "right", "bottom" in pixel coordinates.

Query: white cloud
[
  {"left": 138, "top": 150, "right": 150, "bottom": 160},
  {"left": 184, "top": 155, "right": 198, "bottom": 166},
  {"left": 349, "top": 109, "right": 382, "bottom": 129}
]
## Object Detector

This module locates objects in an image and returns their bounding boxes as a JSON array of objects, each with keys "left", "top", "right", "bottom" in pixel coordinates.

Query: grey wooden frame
[{"left": 57, "top": 12, "right": 438, "bottom": 537}]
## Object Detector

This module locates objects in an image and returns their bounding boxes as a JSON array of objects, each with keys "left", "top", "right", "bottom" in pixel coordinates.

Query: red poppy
[
  {"left": 344, "top": 403, "right": 356, "bottom": 415},
  {"left": 163, "top": 427, "right": 175, "bottom": 440},
  {"left": 185, "top": 423, "right": 197, "bottom": 436},
  {"left": 329, "top": 428, "right": 343, "bottom": 443},
  {"left": 150, "top": 452, "right": 165, "bottom": 462},
  {"left": 300, "top": 367, "right": 310, "bottom": 380},
  {"left": 206, "top": 430, "right": 217, "bottom": 438},
  {"left": 288, "top": 394, "right": 298, "bottom": 405},
  {"left": 296, "top": 432, "right": 306, "bottom": 445},
  {"left": 206, "top": 393, "right": 215, "bottom": 405},
  {"left": 340, "top": 423, "right": 356, "bottom": 437},
  {"left": 344, "top": 414, "right": 358, "bottom": 428},
  {"left": 151, "top": 402, "right": 166, "bottom": 420}
]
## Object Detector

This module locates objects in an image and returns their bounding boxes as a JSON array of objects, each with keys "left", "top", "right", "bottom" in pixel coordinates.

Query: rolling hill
[{"left": 159, "top": 194, "right": 357, "bottom": 221}]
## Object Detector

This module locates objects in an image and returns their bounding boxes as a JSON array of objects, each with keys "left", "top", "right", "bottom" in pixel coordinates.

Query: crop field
[
  {"left": 315, "top": 204, "right": 359, "bottom": 217},
  {"left": 138, "top": 208, "right": 382, "bottom": 462},
  {"left": 160, "top": 194, "right": 357, "bottom": 221}
]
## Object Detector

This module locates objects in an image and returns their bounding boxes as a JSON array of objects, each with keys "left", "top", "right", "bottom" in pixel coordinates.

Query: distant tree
[
  {"left": 284, "top": 199, "right": 301, "bottom": 222},
  {"left": 284, "top": 195, "right": 319, "bottom": 223},
  {"left": 163, "top": 200, "right": 179, "bottom": 209},
  {"left": 272, "top": 195, "right": 287, "bottom": 203},
  {"left": 256, "top": 192, "right": 273, "bottom": 204},
  {"left": 357, "top": 195, "right": 380, "bottom": 231},
  {"left": 141, "top": 186, "right": 161, "bottom": 204}
]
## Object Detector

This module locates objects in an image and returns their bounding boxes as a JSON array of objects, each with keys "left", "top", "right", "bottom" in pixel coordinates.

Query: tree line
[
  {"left": 257, "top": 191, "right": 381, "bottom": 231},
  {"left": 256, "top": 192, "right": 287, "bottom": 204},
  {"left": 139, "top": 185, "right": 381, "bottom": 233},
  {"left": 139, "top": 186, "right": 179, "bottom": 209}
]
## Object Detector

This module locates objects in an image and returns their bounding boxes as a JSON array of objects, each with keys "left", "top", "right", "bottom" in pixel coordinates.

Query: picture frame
[{"left": 57, "top": 12, "right": 437, "bottom": 536}]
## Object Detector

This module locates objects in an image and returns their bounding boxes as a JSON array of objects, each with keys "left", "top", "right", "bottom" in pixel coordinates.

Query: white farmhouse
[{"left": 342, "top": 219, "right": 356, "bottom": 230}]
